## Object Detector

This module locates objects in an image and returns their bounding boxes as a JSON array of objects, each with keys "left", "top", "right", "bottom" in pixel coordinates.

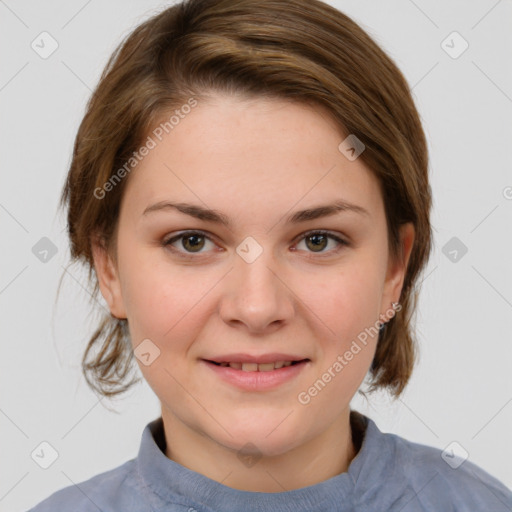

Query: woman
[{"left": 29, "top": 0, "right": 512, "bottom": 510}]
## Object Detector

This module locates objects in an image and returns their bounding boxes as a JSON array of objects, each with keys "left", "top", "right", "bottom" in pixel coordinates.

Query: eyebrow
[{"left": 142, "top": 200, "right": 370, "bottom": 227}]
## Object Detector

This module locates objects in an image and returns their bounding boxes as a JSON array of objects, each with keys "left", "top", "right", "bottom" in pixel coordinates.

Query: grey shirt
[{"left": 28, "top": 410, "right": 512, "bottom": 511}]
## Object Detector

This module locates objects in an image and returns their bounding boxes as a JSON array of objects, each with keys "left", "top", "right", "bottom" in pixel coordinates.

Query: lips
[{"left": 202, "top": 356, "right": 310, "bottom": 391}]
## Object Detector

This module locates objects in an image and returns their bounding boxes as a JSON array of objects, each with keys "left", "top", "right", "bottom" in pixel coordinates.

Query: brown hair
[{"left": 61, "top": 0, "right": 432, "bottom": 399}]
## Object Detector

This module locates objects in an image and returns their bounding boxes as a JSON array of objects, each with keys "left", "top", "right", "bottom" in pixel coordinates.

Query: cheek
[
  {"left": 118, "top": 252, "right": 214, "bottom": 397},
  {"left": 303, "top": 267, "right": 382, "bottom": 406},
  {"left": 118, "top": 247, "right": 217, "bottom": 344},
  {"left": 302, "top": 259, "right": 384, "bottom": 398},
  {"left": 307, "top": 260, "right": 384, "bottom": 337}
]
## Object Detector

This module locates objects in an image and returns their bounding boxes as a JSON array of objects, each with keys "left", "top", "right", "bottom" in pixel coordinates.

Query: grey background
[{"left": 1, "top": 0, "right": 511, "bottom": 510}]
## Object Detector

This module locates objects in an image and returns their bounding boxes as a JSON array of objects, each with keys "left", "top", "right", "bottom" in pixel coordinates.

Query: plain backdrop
[{"left": 1, "top": 1, "right": 511, "bottom": 510}]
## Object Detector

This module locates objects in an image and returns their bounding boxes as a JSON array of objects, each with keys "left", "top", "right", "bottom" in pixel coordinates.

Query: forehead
[{"left": 121, "top": 95, "right": 383, "bottom": 223}]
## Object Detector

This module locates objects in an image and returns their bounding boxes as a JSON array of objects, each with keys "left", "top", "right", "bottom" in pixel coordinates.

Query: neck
[{"left": 162, "top": 408, "right": 357, "bottom": 492}]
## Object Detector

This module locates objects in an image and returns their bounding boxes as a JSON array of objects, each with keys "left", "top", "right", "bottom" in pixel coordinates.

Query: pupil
[
  {"left": 183, "top": 234, "right": 204, "bottom": 252},
  {"left": 307, "top": 234, "right": 327, "bottom": 252}
]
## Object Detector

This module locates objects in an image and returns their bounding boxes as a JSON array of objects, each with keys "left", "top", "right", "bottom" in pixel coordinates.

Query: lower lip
[{"left": 202, "top": 360, "right": 309, "bottom": 391}]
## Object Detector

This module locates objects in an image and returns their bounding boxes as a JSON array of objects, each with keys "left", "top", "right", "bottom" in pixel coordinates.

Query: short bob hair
[{"left": 61, "top": 0, "right": 432, "bottom": 400}]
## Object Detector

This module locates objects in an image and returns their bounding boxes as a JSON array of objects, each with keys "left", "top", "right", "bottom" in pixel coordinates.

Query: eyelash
[{"left": 162, "top": 229, "right": 349, "bottom": 259}]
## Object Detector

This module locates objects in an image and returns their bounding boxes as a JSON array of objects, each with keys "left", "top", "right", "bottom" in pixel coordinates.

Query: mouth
[
  {"left": 206, "top": 359, "right": 309, "bottom": 372},
  {"left": 201, "top": 356, "right": 311, "bottom": 391}
]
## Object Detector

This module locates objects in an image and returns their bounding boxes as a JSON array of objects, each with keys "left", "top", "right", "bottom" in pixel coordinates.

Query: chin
[
  {"left": 222, "top": 432, "right": 300, "bottom": 459},
  {"left": 209, "top": 414, "right": 306, "bottom": 456}
]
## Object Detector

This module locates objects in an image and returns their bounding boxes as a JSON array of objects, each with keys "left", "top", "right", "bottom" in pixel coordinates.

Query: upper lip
[{"left": 204, "top": 353, "right": 310, "bottom": 364}]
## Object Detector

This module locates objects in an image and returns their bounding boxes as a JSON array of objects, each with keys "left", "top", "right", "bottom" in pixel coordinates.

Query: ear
[
  {"left": 380, "top": 222, "right": 415, "bottom": 319},
  {"left": 91, "top": 236, "right": 127, "bottom": 319}
]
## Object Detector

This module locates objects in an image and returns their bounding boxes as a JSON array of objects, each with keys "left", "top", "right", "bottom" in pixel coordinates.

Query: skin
[{"left": 92, "top": 93, "right": 414, "bottom": 492}]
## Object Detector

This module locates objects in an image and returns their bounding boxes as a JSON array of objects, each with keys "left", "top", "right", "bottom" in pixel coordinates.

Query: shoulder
[
  {"left": 384, "top": 430, "right": 512, "bottom": 511},
  {"left": 26, "top": 459, "right": 150, "bottom": 512}
]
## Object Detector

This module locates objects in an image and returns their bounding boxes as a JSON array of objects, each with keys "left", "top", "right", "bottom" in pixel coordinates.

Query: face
[{"left": 93, "top": 93, "right": 413, "bottom": 458}]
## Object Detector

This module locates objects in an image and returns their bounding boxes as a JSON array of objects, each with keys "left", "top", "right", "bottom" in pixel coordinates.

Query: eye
[
  {"left": 163, "top": 230, "right": 216, "bottom": 257},
  {"left": 294, "top": 230, "right": 348, "bottom": 255}
]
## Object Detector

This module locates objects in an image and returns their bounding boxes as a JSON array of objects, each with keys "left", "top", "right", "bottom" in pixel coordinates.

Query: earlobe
[{"left": 91, "top": 236, "right": 127, "bottom": 319}]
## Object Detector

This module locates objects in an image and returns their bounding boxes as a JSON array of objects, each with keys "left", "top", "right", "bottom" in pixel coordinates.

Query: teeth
[
  {"left": 212, "top": 360, "right": 304, "bottom": 371},
  {"left": 234, "top": 361, "right": 296, "bottom": 371},
  {"left": 241, "top": 363, "right": 258, "bottom": 372}
]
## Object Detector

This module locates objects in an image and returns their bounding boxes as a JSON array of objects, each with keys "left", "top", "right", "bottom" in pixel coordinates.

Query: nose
[{"left": 218, "top": 247, "right": 295, "bottom": 334}]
